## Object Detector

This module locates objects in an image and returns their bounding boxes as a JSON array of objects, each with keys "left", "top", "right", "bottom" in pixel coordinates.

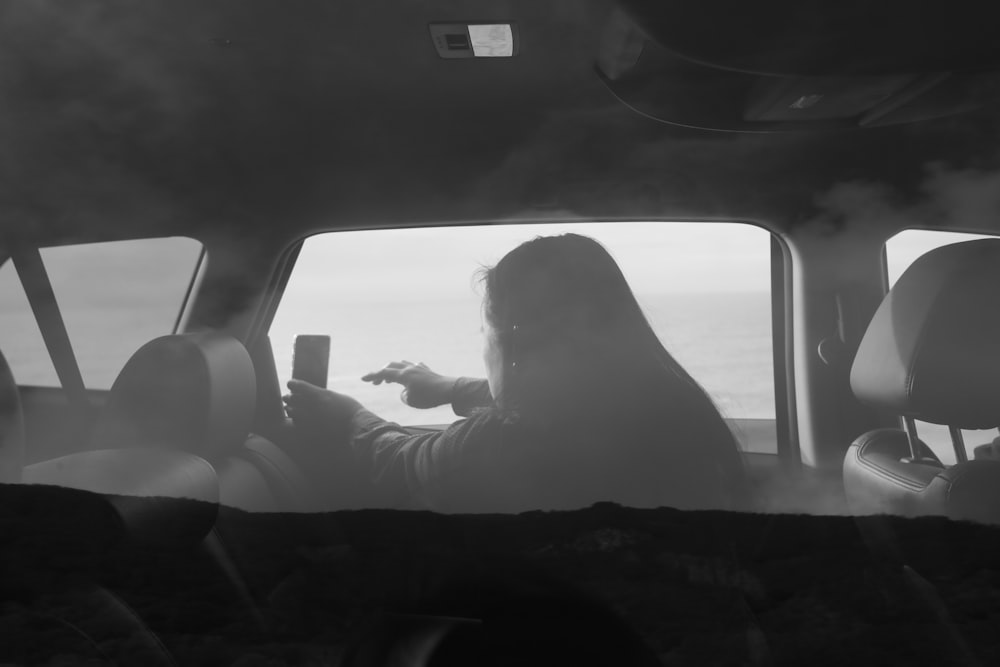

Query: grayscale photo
[{"left": 2, "top": 1, "right": 1000, "bottom": 665}]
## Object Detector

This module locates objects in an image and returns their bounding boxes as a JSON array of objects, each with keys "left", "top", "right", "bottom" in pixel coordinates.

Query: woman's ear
[{"left": 508, "top": 323, "right": 519, "bottom": 368}]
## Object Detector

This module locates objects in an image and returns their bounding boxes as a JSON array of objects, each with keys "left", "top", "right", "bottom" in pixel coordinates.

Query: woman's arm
[
  {"left": 349, "top": 407, "right": 504, "bottom": 510},
  {"left": 450, "top": 377, "right": 494, "bottom": 416},
  {"left": 361, "top": 361, "right": 494, "bottom": 414},
  {"left": 284, "top": 379, "right": 505, "bottom": 511}
]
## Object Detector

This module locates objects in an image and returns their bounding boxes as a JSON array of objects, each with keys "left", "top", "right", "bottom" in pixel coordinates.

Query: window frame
[
  {"left": 770, "top": 233, "right": 798, "bottom": 463},
  {"left": 252, "top": 219, "right": 792, "bottom": 458},
  {"left": 172, "top": 245, "right": 209, "bottom": 334}
]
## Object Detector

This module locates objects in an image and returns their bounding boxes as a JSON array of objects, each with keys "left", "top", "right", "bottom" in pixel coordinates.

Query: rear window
[
  {"left": 270, "top": 222, "right": 778, "bottom": 452},
  {"left": 884, "top": 228, "right": 998, "bottom": 464},
  {"left": 0, "top": 237, "right": 204, "bottom": 389}
]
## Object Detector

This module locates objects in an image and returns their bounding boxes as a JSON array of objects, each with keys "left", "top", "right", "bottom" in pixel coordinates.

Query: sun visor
[{"left": 598, "top": 2, "right": 1000, "bottom": 132}]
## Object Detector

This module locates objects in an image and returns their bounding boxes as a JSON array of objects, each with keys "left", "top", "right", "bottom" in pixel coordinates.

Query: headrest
[
  {"left": 0, "top": 347, "right": 24, "bottom": 483},
  {"left": 21, "top": 448, "right": 219, "bottom": 547},
  {"left": 92, "top": 333, "right": 256, "bottom": 458},
  {"left": 851, "top": 239, "right": 1000, "bottom": 428}
]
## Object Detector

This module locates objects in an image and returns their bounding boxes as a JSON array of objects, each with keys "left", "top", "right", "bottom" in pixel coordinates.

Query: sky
[{"left": 279, "top": 221, "right": 775, "bottom": 307}]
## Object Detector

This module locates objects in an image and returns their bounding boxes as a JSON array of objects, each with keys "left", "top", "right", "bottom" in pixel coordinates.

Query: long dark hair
[{"left": 480, "top": 233, "right": 748, "bottom": 509}]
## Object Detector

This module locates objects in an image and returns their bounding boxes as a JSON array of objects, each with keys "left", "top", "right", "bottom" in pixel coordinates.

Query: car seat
[
  {"left": 2, "top": 345, "right": 185, "bottom": 665},
  {"left": 89, "top": 331, "right": 314, "bottom": 512},
  {"left": 844, "top": 238, "right": 1000, "bottom": 523}
]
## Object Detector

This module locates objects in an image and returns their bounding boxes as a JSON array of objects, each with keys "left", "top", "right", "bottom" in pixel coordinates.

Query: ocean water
[{"left": 270, "top": 291, "right": 775, "bottom": 425}]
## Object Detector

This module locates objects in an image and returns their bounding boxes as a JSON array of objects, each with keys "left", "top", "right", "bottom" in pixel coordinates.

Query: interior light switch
[{"left": 429, "top": 23, "right": 518, "bottom": 59}]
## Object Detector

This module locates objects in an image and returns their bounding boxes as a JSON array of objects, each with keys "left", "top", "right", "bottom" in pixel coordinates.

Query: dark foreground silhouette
[{"left": 3, "top": 484, "right": 1000, "bottom": 666}]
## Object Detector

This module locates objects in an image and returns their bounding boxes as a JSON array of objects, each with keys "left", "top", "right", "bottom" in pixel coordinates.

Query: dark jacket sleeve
[
  {"left": 348, "top": 407, "right": 507, "bottom": 511},
  {"left": 450, "top": 377, "right": 494, "bottom": 417}
]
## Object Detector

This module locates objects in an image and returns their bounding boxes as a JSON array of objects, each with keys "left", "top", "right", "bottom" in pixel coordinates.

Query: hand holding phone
[{"left": 292, "top": 335, "right": 331, "bottom": 388}]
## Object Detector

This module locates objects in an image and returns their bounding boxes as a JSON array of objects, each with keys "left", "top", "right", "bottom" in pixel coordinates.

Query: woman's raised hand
[
  {"left": 361, "top": 360, "right": 457, "bottom": 409},
  {"left": 283, "top": 380, "right": 362, "bottom": 438}
]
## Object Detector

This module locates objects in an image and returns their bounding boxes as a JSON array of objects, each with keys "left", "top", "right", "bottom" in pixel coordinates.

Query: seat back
[{"left": 845, "top": 239, "right": 1000, "bottom": 523}]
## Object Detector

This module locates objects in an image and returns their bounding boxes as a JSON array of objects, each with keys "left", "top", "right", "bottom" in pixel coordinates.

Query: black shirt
[{"left": 348, "top": 378, "right": 738, "bottom": 513}]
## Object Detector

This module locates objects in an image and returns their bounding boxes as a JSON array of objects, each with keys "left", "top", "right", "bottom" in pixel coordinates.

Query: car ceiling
[{"left": 2, "top": 0, "right": 999, "bottom": 248}]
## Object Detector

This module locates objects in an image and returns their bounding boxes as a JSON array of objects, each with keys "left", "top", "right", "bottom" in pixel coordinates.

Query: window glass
[
  {"left": 884, "top": 229, "right": 998, "bottom": 464},
  {"left": 0, "top": 238, "right": 203, "bottom": 389},
  {"left": 271, "top": 222, "right": 776, "bottom": 451}
]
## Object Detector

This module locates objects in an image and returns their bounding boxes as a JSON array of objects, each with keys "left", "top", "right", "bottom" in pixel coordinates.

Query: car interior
[{"left": 3, "top": 0, "right": 1000, "bottom": 664}]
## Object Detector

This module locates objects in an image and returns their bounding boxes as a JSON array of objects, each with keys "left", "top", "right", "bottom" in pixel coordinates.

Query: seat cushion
[
  {"left": 217, "top": 435, "right": 316, "bottom": 512},
  {"left": 22, "top": 448, "right": 219, "bottom": 546}
]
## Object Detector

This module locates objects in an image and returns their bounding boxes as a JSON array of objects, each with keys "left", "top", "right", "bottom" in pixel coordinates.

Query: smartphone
[{"left": 291, "top": 335, "right": 331, "bottom": 388}]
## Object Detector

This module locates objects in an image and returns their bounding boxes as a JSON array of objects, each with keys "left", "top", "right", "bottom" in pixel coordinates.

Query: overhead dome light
[{"left": 429, "top": 23, "right": 519, "bottom": 59}]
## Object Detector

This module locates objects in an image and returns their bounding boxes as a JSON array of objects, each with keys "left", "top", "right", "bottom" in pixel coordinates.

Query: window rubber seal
[{"left": 771, "top": 235, "right": 799, "bottom": 466}]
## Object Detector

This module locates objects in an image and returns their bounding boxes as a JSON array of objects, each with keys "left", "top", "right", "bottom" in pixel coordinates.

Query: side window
[
  {"left": 884, "top": 229, "right": 997, "bottom": 464},
  {"left": 270, "top": 222, "right": 778, "bottom": 452},
  {"left": 0, "top": 237, "right": 204, "bottom": 389}
]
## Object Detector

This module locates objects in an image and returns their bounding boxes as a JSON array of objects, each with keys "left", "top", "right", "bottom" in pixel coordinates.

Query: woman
[{"left": 284, "top": 233, "right": 748, "bottom": 513}]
